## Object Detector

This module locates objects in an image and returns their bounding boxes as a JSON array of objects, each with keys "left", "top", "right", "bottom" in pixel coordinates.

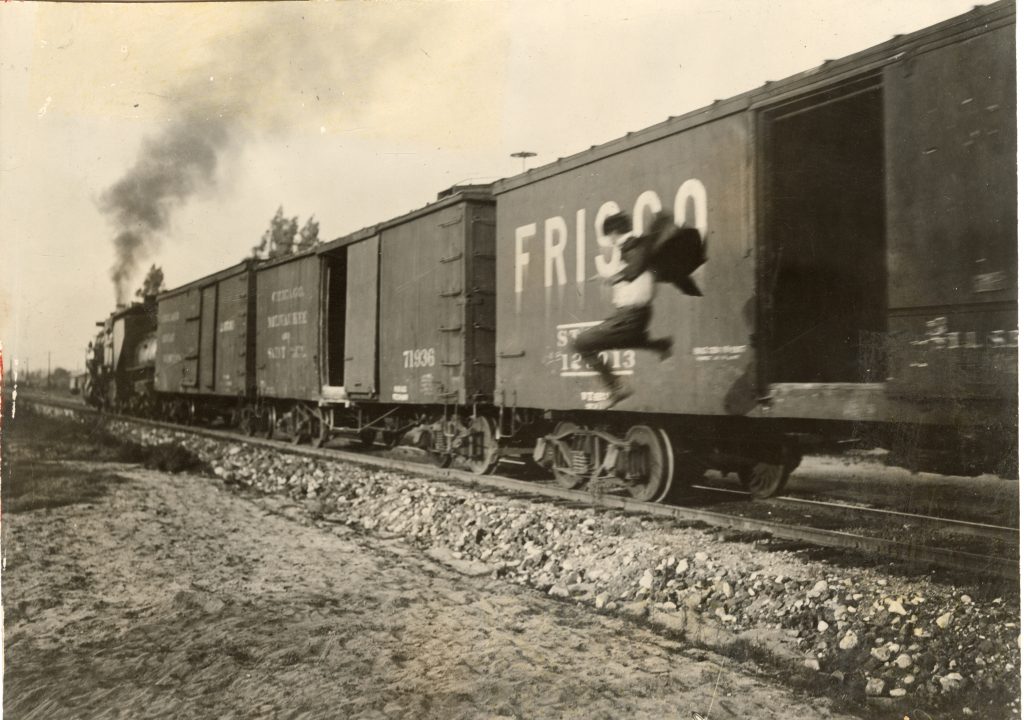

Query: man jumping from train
[
  {"left": 573, "top": 210, "right": 705, "bottom": 409},
  {"left": 573, "top": 211, "right": 669, "bottom": 409}
]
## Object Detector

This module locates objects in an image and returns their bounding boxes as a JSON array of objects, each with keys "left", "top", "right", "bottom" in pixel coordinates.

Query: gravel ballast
[{"left": 60, "top": 410, "right": 1024, "bottom": 717}]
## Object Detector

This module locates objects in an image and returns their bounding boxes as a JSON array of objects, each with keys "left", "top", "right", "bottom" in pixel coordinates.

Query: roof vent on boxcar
[{"left": 436, "top": 182, "right": 492, "bottom": 200}]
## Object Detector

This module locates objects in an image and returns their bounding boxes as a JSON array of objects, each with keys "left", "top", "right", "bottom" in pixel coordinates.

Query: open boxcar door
[{"left": 758, "top": 73, "right": 888, "bottom": 388}]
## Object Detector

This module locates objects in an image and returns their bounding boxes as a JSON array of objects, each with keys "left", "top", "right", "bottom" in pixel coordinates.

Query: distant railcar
[
  {"left": 154, "top": 261, "right": 256, "bottom": 423},
  {"left": 250, "top": 247, "right": 324, "bottom": 439}
]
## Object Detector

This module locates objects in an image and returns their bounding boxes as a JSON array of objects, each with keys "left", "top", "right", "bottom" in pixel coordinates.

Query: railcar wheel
[
  {"left": 465, "top": 416, "right": 499, "bottom": 475},
  {"left": 652, "top": 428, "right": 679, "bottom": 503},
  {"left": 291, "top": 404, "right": 312, "bottom": 445},
  {"left": 263, "top": 405, "right": 277, "bottom": 440},
  {"left": 315, "top": 409, "right": 331, "bottom": 448},
  {"left": 739, "top": 462, "right": 788, "bottom": 499},
  {"left": 549, "top": 422, "right": 586, "bottom": 489},
  {"left": 624, "top": 425, "right": 672, "bottom": 502},
  {"left": 418, "top": 428, "right": 453, "bottom": 467},
  {"left": 239, "top": 407, "right": 258, "bottom": 437}
]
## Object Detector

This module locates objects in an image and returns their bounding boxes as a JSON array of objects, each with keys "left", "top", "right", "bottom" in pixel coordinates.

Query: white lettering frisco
[
  {"left": 271, "top": 286, "right": 305, "bottom": 303},
  {"left": 513, "top": 178, "right": 708, "bottom": 294},
  {"left": 267, "top": 310, "right": 308, "bottom": 328}
]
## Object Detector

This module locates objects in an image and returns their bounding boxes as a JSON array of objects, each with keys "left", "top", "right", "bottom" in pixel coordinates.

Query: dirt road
[{"left": 1, "top": 455, "right": 867, "bottom": 720}]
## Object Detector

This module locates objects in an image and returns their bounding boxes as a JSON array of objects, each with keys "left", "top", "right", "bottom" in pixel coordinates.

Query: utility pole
[{"left": 48, "top": 351, "right": 52, "bottom": 389}]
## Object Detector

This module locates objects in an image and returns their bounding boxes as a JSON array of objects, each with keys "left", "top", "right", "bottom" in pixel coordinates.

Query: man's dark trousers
[{"left": 574, "top": 305, "right": 656, "bottom": 390}]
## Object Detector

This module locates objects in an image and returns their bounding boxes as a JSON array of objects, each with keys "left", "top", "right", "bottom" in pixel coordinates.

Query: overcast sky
[{"left": 0, "top": 0, "right": 991, "bottom": 372}]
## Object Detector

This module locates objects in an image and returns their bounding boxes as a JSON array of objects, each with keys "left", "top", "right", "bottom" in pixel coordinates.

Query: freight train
[{"left": 85, "top": 2, "right": 1017, "bottom": 499}]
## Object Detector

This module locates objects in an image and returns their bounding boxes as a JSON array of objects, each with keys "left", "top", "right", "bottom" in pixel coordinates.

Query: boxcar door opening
[
  {"left": 323, "top": 253, "right": 348, "bottom": 391},
  {"left": 760, "top": 75, "right": 887, "bottom": 385}
]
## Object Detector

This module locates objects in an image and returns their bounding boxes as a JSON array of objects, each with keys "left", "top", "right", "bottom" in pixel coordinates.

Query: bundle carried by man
[{"left": 617, "top": 211, "right": 706, "bottom": 296}]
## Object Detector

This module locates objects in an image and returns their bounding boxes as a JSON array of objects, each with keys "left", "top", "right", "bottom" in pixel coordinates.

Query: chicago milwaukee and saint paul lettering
[
  {"left": 270, "top": 286, "right": 305, "bottom": 303},
  {"left": 267, "top": 311, "right": 308, "bottom": 328}
]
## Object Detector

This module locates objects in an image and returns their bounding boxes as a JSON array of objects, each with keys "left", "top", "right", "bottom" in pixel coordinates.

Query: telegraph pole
[
  {"left": 510, "top": 151, "right": 537, "bottom": 172},
  {"left": 48, "top": 351, "right": 52, "bottom": 389}
]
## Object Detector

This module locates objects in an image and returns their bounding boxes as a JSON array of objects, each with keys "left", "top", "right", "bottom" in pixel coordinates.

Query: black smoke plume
[
  {"left": 98, "top": 7, "right": 449, "bottom": 304},
  {"left": 101, "top": 112, "right": 231, "bottom": 304}
]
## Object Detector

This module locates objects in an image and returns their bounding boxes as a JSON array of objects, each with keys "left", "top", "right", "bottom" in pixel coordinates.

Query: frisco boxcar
[
  {"left": 155, "top": 261, "right": 256, "bottom": 423},
  {"left": 491, "top": 1, "right": 1016, "bottom": 499}
]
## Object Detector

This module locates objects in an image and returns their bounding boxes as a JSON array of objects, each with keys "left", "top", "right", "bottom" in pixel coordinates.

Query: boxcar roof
[
  {"left": 158, "top": 260, "right": 253, "bottom": 300},
  {"left": 377, "top": 187, "right": 495, "bottom": 231},
  {"left": 317, "top": 223, "right": 381, "bottom": 255},
  {"left": 319, "top": 186, "right": 495, "bottom": 255},
  {"left": 253, "top": 246, "right": 322, "bottom": 272},
  {"left": 493, "top": 0, "right": 1013, "bottom": 194}
]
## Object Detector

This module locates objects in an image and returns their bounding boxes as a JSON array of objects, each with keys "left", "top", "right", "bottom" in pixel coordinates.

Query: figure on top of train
[{"left": 573, "top": 210, "right": 706, "bottom": 409}]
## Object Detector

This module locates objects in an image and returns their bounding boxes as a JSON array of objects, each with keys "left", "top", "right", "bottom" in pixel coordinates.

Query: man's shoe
[
  {"left": 599, "top": 385, "right": 634, "bottom": 410},
  {"left": 656, "top": 338, "right": 673, "bottom": 361}
]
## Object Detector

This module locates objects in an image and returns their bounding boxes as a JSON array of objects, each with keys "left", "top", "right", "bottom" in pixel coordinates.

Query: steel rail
[
  {"left": 22, "top": 395, "right": 1019, "bottom": 581},
  {"left": 691, "top": 484, "right": 1019, "bottom": 543}
]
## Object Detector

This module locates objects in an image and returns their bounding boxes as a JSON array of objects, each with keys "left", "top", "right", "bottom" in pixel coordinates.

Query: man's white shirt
[{"left": 610, "top": 234, "right": 656, "bottom": 308}]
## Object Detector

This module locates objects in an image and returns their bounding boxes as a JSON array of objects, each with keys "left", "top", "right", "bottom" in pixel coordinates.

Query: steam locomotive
[
  {"left": 85, "top": 299, "right": 158, "bottom": 415},
  {"left": 86, "top": 2, "right": 1018, "bottom": 499}
]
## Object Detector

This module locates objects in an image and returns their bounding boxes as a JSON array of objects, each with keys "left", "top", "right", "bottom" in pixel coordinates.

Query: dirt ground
[{"left": 3, "top": 451, "right": 867, "bottom": 720}]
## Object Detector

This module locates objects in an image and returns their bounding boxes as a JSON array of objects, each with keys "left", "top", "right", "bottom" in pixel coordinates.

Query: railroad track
[
  {"left": 21, "top": 394, "right": 1020, "bottom": 582},
  {"left": 690, "top": 483, "right": 1019, "bottom": 543}
]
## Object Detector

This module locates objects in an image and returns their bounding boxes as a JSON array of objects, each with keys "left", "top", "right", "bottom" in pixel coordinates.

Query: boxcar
[
  {"left": 155, "top": 261, "right": 256, "bottom": 422},
  {"left": 314, "top": 186, "right": 498, "bottom": 462},
  {"left": 250, "top": 248, "right": 324, "bottom": 439},
  {"left": 494, "top": 1, "right": 1016, "bottom": 499},
  {"left": 377, "top": 187, "right": 496, "bottom": 408},
  {"left": 248, "top": 186, "right": 497, "bottom": 454}
]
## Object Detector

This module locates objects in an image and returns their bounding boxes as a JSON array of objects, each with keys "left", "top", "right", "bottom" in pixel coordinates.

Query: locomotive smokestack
[{"left": 100, "top": 111, "right": 232, "bottom": 305}]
